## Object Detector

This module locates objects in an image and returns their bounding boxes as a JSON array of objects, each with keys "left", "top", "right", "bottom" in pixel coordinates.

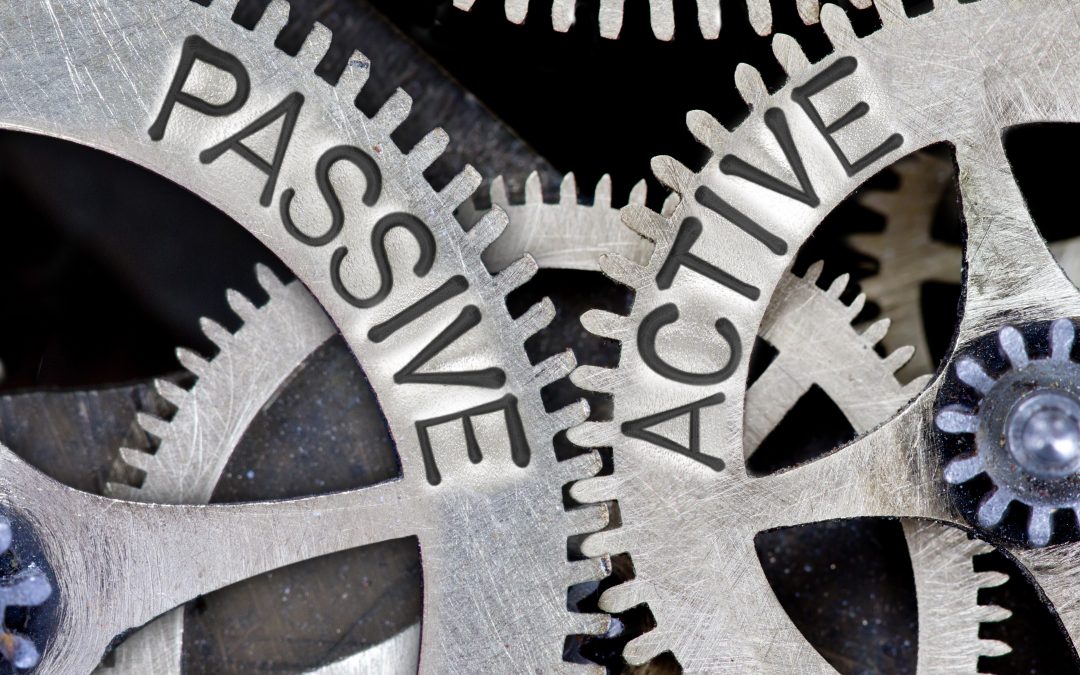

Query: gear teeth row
[{"left": 482, "top": 171, "right": 647, "bottom": 211}]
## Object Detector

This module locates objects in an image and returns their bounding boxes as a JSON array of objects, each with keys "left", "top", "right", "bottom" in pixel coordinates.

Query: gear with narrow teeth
[
  {"left": 450, "top": 0, "right": 872, "bottom": 40},
  {"left": 0, "top": 0, "right": 611, "bottom": 670},
  {"left": 469, "top": 166, "right": 1014, "bottom": 669},
  {"left": 567, "top": 0, "right": 1080, "bottom": 669}
]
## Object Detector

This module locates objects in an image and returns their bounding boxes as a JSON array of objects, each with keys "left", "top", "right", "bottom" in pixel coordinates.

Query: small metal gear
[
  {"left": 0, "top": 515, "right": 52, "bottom": 671},
  {"left": 938, "top": 319, "right": 1080, "bottom": 547}
]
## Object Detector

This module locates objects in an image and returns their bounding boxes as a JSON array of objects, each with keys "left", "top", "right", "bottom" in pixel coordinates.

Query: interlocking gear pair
[{"left": 0, "top": 0, "right": 1076, "bottom": 671}]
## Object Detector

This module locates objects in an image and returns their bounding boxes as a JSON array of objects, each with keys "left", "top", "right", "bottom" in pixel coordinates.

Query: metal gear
[
  {"left": 0, "top": 0, "right": 610, "bottom": 670},
  {"left": 567, "top": 0, "right": 1080, "bottom": 669},
  {"left": 450, "top": 0, "right": 871, "bottom": 40},
  {"left": 471, "top": 167, "right": 1012, "bottom": 668},
  {"left": 101, "top": 266, "right": 420, "bottom": 674},
  {"left": 850, "top": 150, "right": 1080, "bottom": 381}
]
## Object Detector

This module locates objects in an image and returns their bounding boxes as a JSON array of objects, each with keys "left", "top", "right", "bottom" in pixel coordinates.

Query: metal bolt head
[{"left": 1006, "top": 390, "right": 1080, "bottom": 478}]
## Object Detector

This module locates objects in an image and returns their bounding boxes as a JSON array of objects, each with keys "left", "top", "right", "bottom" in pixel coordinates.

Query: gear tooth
[
  {"left": 255, "top": 0, "right": 291, "bottom": 37},
  {"left": 154, "top": 379, "right": 188, "bottom": 408},
  {"left": 599, "top": 580, "right": 645, "bottom": 614},
  {"left": 579, "top": 528, "right": 621, "bottom": 558},
  {"left": 944, "top": 453, "right": 984, "bottom": 483},
  {"left": 516, "top": 297, "right": 556, "bottom": 338},
  {"left": 200, "top": 317, "right": 233, "bottom": 348},
  {"left": 660, "top": 193, "right": 680, "bottom": 217},
  {"left": 846, "top": 231, "right": 885, "bottom": 257},
  {"left": 1028, "top": 506, "right": 1053, "bottom": 547},
  {"left": 468, "top": 207, "right": 509, "bottom": 251},
  {"left": 743, "top": 0, "right": 769, "bottom": 36},
  {"left": 254, "top": 263, "right": 284, "bottom": 294},
  {"left": 551, "top": 400, "right": 591, "bottom": 432},
  {"left": 567, "top": 421, "right": 617, "bottom": 448},
  {"left": 452, "top": 0, "right": 477, "bottom": 9},
  {"left": 295, "top": 21, "right": 332, "bottom": 70},
  {"left": 119, "top": 447, "right": 152, "bottom": 472},
  {"left": 493, "top": 255, "right": 538, "bottom": 296},
  {"left": 850, "top": 0, "right": 873, "bottom": 7},
  {"left": 524, "top": 170, "right": 544, "bottom": 203},
  {"left": 622, "top": 204, "right": 667, "bottom": 243},
  {"left": 565, "top": 556, "right": 611, "bottom": 589},
  {"left": 796, "top": 0, "right": 820, "bottom": 24},
  {"left": 847, "top": 292, "right": 867, "bottom": 319},
  {"left": 337, "top": 50, "right": 372, "bottom": 98},
  {"left": 176, "top": 347, "right": 211, "bottom": 378},
  {"left": 686, "top": 109, "right": 727, "bottom": 153},
  {"left": 979, "top": 604, "right": 1013, "bottom": 624},
  {"left": 820, "top": 2, "right": 858, "bottom": 48},
  {"left": 734, "top": 62, "right": 769, "bottom": 109},
  {"left": 803, "top": 260, "right": 825, "bottom": 284},
  {"left": 648, "top": 0, "right": 675, "bottom": 40},
  {"left": 567, "top": 503, "right": 610, "bottom": 535},
  {"left": 861, "top": 318, "right": 891, "bottom": 345},
  {"left": 598, "top": 1, "right": 625, "bottom": 39},
  {"left": 650, "top": 155, "right": 694, "bottom": 194},
  {"left": 570, "top": 365, "right": 617, "bottom": 395},
  {"left": 504, "top": 0, "right": 529, "bottom": 23},
  {"left": 105, "top": 481, "right": 143, "bottom": 501},
  {"left": 979, "top": 638, "right": 1013, "bottom": 658},
  {"left": 408, "top": 128, "right": 450, "bottom": 173},
  {"left": 372, "top": 89, "right": 412, "bottom": 136},
  {"left": 535, "top": 350, "right": 578, "bottom": 387},
  {"left": 570, "top": 474, "right": 619, "bottom": 504},
  {"left": 559, "top": 450, "right": 603, "bottom": 483},
  {"left": 827, "top": 272, "right": 849, "bottom": 298},
  {"left": 566, "top": 611, "right": 611, "bottom": 638},
  {"left": 623, "top": 632, "right": 664, "bottom": 665},
  {"left": 628, "top": 179, "right": 648, "bottom": 206},
  {"left": 489, "top": 175, "right": 510, "bottom": 207},
  {"left": 599, "top": 252, "right": 649, "bottom": 288},
  {"left": 977, "top": 489, "right": 1012, "bottom": 528},
  {"left": 226, "top": 289, "right": 258, "bottom": 321},
  {"left": 883, "top": 345, "right": 916, "bottom": 372},
  {"left": 594, "top": 174, "right": 613, "bottom": 208},
  {"left": 977, "top": 570, "right": 1010, "bottom": 589},
  {"left": 580, "top": 309, "right": 627, "bottom": 341},
  {"left": 136, "top": 412, "right": 172, "bottom": 441},
  {"left": 440, "top": 166, "right": 483, "bottom": 211},
  {"left": 552, "top": 0, "right": 576, "bottom": 32},
  {"left": 559, "top": 172, "right": 578, "bottom": 204},
  {"left": 772, "top": 33, "right": 811, "bottom": 75}
]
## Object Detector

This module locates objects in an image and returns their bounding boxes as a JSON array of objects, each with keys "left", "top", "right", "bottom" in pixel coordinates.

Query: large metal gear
[
  {"left": 449, "top": 0, "right": 871, "bottom": 41},
  {"left": 0, "top": 0, "right": 611, "bottom": 670},
  {"left": 474, "top": 168, "right": 1012, "bottom": 669},
  {"left": 570, "top": 0, "right": 1080, "bottom": 669}
]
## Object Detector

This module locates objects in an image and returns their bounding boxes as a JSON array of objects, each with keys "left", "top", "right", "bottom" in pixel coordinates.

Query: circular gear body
[
  {"left": 569, "top": 0, "right": 1080, "bottom": 669},
  {"left": 0, "top": 0, "right": 609, "bottom": 670}
]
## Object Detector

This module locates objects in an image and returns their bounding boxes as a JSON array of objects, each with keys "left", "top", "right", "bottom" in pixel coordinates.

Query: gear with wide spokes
[
  {"left": 450, "top": 0, "right": 870, "bottom": 40},
  {"left": 568, "top": 0, "right": 1080, "bottom": 669},
  {"left": 470, "top": 166, "right": 1013, "bottom": 668},
  {"left": 0, "top": 0, "right": 610, "bottom": 670}
]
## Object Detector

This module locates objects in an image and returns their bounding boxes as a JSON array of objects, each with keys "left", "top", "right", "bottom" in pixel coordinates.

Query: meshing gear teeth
[
  {"left": 571, "top": 0, "right": 1080, "bottom": 669},
  {"left": 849, "top": 150, "right": 1080, "bottom": 381},
  {"left": 450, "top": 0, "right": 870, "bottom": 40},
  {"left": 0, "top": 0, "right": 609, "bottom": 670},
  {"left": 469, "top": 168, "right": 1013, "bottom": 668}
]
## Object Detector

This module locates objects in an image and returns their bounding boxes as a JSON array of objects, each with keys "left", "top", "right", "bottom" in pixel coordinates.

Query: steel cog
[
  {"left": 850, "top": 150, "right": 1080, "bottom": 381},
  {"left": 450, "top": 0, "right": 871, "bottom": 40},
  {"left": 0, "top": 0, "right": 610, "bottom": 670},
  {"left": 469, "top": 168, "right": 1012, "bottom": 669},
  {"left": 565, "top": 0, "right": 1080, "bottom": 669}
]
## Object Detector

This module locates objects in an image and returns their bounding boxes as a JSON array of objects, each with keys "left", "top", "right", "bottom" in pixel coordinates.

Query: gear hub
[{"left": 937, "top": 319, "right": 1080, "bottom": 546}]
